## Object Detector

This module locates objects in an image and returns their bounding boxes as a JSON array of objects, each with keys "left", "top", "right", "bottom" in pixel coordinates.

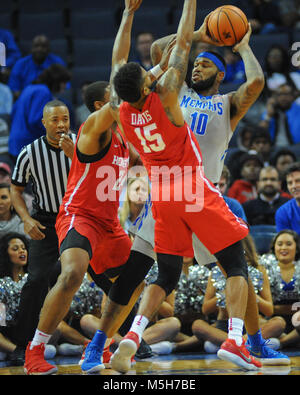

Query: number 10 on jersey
[{"left": 190, "top": 112, "right": 208, "bottom": 135}]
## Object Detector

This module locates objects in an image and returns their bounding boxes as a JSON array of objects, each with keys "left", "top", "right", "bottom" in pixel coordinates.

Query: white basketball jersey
[{"left": 179, "top": 83, "right": 233, "bottom": 184}]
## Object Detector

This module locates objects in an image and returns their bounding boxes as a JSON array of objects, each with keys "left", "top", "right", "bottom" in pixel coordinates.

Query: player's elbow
[{"left": 248, "top": 74, "right": 265, "bottom": 94}]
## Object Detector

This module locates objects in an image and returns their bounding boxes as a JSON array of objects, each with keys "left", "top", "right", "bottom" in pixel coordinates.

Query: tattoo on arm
[
  {"left": 231, "top": 82, "right": 261, "bottom": 121},
  {"left": 164, "top": 49, "right": 189, "bottom": 93}
]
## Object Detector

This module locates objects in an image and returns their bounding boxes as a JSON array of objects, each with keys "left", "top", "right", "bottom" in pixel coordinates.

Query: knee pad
[
  {"left": 153, "top": 253, "right": 183, "bottom": 296},
  {"left": 109, "top": 250, "right": 154, "bottom": 305},
  {"left": 214, "top": 240, "right": 248, "bottom": 282}
]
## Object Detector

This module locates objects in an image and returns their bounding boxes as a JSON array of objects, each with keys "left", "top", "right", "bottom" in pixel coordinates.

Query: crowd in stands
[{"left": 0, "top": 0, "right": 300, "bottom": 363}]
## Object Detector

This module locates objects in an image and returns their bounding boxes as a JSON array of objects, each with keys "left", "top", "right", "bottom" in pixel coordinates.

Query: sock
[
  {"left": 30, "top": 329, "right": 51, "bottom": 349},
  {"left": 247, "top": 329, "right": 264, "bottom": 349},
  {"left": 228, "top": 318, "right": 244, "bottom": 346},
  {"left": 130, "top": 315, "right": 149, "bottom": 342},
  {"left": 91, "top": 330, "right": 107, "bottom": 350}
]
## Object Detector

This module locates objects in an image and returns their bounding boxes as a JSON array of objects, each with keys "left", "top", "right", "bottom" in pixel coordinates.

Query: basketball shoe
[
  {"left": 79, "top": 340, "right": 113, "bottom": 368},
  {"left": 217, "top": 338, "right": 262, "bottom": 370},
  {"left": 111, "top": 331, "right": 139, "bottom": 374},
  {"left": 246, "top": 339, "right": 290, "bottom": 365},
  {"left": 24, "top": 343, "right": 58, "bottom": 375}
]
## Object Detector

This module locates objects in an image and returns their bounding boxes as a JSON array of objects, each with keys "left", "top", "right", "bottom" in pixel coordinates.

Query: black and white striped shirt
[{"left": 12, "top": 134, "right": 77, "bottom": 215}]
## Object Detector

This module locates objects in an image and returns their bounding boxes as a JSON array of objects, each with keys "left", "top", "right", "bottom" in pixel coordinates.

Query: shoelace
[
  {"left": 260, "top": 340, "right": 284, "bottom": 357},
  {"left": 246, "top": 339, "right": 284, "bottom": 358},
  {"left": 85, "top": 345, "right": 102, "bottom": 362}
]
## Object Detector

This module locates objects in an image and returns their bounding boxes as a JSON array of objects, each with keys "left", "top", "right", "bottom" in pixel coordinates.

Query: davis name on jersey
[{"left": 131, "top": 110, "right": 153, "bottom": 125}]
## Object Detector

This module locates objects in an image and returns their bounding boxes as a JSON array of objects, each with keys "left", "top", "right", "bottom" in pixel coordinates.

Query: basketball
[{"left": 207, "top": 5, "right": 248, "bottom": 46}]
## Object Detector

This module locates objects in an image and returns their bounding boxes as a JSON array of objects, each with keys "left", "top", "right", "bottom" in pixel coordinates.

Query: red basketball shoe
[
  {"left": 24, "top": 343, "right": 58, "bottom": 375},
  {"left": 111, "top": 331, "right": 140, "bottom": 373},
  {"left": 217, "top": 338, "right": 262, "bottom": 370}
]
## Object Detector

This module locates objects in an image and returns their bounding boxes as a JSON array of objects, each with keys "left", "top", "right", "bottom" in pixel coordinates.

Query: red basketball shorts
[
  {"left": 56, "top": 210, "right": 132, "bottom": 274},
  {"left": 152, "top": 174, "right": 249, "bottom": 257}
]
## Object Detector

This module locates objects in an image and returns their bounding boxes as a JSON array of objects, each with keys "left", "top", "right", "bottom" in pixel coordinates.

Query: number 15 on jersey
[{"left": 134, "top": 123, "right": 166, "bottom": 153}]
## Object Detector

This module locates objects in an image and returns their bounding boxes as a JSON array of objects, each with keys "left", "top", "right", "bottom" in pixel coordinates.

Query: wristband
[{"left": 150, "top": 64, "right": 164, "bottom": 79}]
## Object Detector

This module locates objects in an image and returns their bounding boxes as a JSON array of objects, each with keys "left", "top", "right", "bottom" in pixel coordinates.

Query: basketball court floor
[{"left": 1, "top": 350, "right": 299, "bottom": 375}]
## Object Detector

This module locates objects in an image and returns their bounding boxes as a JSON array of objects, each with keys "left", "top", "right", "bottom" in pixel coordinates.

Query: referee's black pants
[{"left": 13, "top": 213, "right": 59, "bottom": 348}]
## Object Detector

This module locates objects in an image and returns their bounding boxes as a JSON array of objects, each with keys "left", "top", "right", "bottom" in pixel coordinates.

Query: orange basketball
[{"left": 207, "top": 5, "right": 248, "bottom": 46}]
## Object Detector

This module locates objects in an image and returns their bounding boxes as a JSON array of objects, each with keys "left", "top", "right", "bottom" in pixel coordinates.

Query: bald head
[{"left": 43, "top": 100, "right": 67, "bottom": 118}]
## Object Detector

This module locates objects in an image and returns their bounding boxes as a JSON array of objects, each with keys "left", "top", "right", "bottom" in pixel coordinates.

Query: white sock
[
  {"left": 130, "top": 315, "right": 149, "bottom": 342},
  {"left": 30, "top": 329, "right": 51, "bottom": 349},
  {"left": 228, "top": 318, "right": 244, "bottom": 346}
]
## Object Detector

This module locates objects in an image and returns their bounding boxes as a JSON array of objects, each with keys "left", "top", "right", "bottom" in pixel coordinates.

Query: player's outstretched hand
[
  {"left": 196, "top": 13, "right": 224, "bottom": 47},
  {"left": 125, "top": 0, "right": 143, "bottom": 13},
  {"left": 159, "top": 36, "right": 176, "bottom": 71},
  {"left": 232, "top": 23, "right": 251, "bottom": 53}
]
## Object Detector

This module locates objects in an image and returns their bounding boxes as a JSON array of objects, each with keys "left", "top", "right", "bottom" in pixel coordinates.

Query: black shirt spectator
[{"left": 243, "top": 166, "right": 290, "bottom": 225}]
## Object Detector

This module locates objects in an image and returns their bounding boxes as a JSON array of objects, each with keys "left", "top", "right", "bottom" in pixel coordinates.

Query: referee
[{"left": 9, "top": 100, "right": 76, "bottom": 365}]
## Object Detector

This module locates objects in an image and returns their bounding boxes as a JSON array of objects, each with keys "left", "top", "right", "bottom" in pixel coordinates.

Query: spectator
[
  {"left": 8, "top": 64, "right": 71, "bottom": 159},
  {"left": 0, "top": 28, "right": 21, "bottom": 83},
  {"left": 119, "top": 177, "right": 149, "bottom": 234},
  {"left": 264, "top": 45, "right": 300, "bottom": 94},
  {"left": 0, "top": 115, "right": 10, "bottom": 158},
  {"left": 277, "top": 0, "right": 300, "bottom": 29},
  {"left": 0, "top": 183, "right": 25, "bottom": 238},
  {"left": 249, "top": 127, "right": 272, "bottom": 166},
  {"left": 218, "top": 165, "right": 247, "bottom": 223},
  {"left": 0, "top": 162, "right": 11, "bottom": 184},
  {"left": 8, "top": 35, "right": 67, "bottom": 101},
  {"left": 226, "top": 123, "right": 256, "bottom": 181},
  {"left": 270, "top": 148, "right": 297, "bottom": 182},
  {"left": 237, "top": 124, "right": 256, "bottom": 152},
  {"left": 134, "top": 32, "right": 154, "bottom": 71},
  {"left": 261, "top": 230, "right": 300, "bottom": 339},
  {"left": 275, "top": 162, "right": 300, "bottom": 233},
  {"left": 270, "top": 148, "right": 296, "bottom": 195},
  {"left": 0, "top": 232, "right": 28, "bottom": 281},
  {"left": 227, "top": 151, "right": 264, "bottom": 204},
  {"left": 260, "top": 83, "right": 300, "bottom": 147},
  {"left": 243, "top": 166, "right": 290, "bottom": 225},
  {"left": 0, "top": 232, "right": 30, "bottom": 361},
  {"left": 0, "top": 234, "right": 99, "bottom": 361},
  {"left": 0, "top": 78, "right": 13, "bottom": 115}
]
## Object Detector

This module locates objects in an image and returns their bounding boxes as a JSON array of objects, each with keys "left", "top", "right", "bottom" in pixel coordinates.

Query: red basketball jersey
[
  {"left": 118, "top": 92, "right": 203, "bottom": 177},
  {"left": 59, "top": 125, "right": 129, "bottom": 226}
]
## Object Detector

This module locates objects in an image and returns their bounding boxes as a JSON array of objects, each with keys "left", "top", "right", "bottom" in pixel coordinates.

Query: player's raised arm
[
  {"left": 156, "top": 0, "right": 196, "bottom": 127},
  {"left": 150, "top": 12, "right": 221, "bottom": 67},
  {"left": 110, "top": 0, "right": 142, "bottom": 111},
  {"left": 228, "top": 24, "right": 265, "bottom": 131},
  {"left": 159, "top": 0, "right": 196, "bottom": 98}
]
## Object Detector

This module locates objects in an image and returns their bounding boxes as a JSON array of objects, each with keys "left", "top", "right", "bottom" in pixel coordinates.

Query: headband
[{"left": 196, "top": 51, "right": 226, "bottom": 78}]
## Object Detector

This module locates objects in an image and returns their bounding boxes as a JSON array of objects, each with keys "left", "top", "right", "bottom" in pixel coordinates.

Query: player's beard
[{"left": 191, "top": 72, "right": 218, "bottom": 93}]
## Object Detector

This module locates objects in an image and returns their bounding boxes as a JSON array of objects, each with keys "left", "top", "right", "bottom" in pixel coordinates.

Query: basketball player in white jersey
[{"left": 121, "top": 15, "right": 290, "bottom": 367}]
